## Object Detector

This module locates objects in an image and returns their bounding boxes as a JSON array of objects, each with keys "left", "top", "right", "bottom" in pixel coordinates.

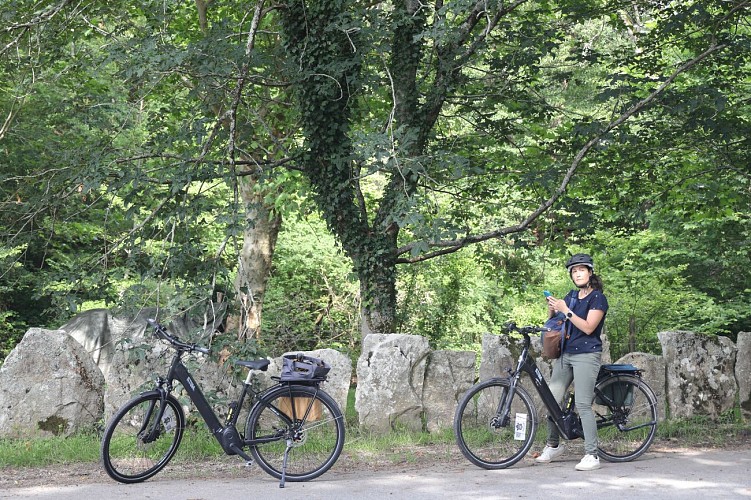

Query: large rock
[
  {"left": 658, "top": 331, "right": 737, "bottom": 420},
  {"left": 0, "top": 328, "right": 104, "bottom": 437},
  {"left": 292, "top": 349, "right": 352, "bottom": 416},
  {"left": 422, "top": 350, "right": 476, "bottom": 433},
  {"left": 736, "top": 332, "right": 751, "bottom": 422},
  {"left": 613, "top": 352, "right": 666, "bottom": 421},
  {"left": 59, "top": 309, "right": 119, "bottom": 379},
  {"left": 355, "top": 334, "right": 430, "bottom": 432},
  {"left": 60, "top": 305, "right": 227, "bottom": 380},
  {"left": 600, "top": 327, "right": 612, "bottom": 365},
  {"left": 479, "top": 333, "right": 516, "bottom": 381}
]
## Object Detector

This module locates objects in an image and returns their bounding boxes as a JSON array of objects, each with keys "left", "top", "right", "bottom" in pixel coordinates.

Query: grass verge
[
  {"left": 2, "top": 391, "right": 748, "bottom": 469},
  {"left": 2, "top": 416, "right": 748, "bottom": 469}
]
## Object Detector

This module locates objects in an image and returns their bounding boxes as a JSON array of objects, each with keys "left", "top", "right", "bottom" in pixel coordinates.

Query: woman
[{"left": 535, "top": 253, "right": 609, "bottom": 471}]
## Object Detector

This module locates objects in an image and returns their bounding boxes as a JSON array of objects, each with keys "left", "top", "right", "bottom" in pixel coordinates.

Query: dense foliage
[{"left": 1, "top": 1, "right": 749, "bottom": 363}]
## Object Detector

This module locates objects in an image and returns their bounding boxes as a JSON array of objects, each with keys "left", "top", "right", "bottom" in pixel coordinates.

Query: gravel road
[{"left": 1, "top": 441, "right": 750, "bottom": 499}]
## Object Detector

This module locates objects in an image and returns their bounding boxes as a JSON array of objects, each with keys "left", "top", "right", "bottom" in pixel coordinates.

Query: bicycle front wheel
[
  {"left": 246, "top": 384, "right": 345, "bottom": 482},
  {"left": 454, "top": 378, "right": 537, "bottom": 469},
  {"left": 101, "top": 392, "right": 185, "bottom": 483},
  {"left": 595, "top": 374, "right": 658, "bottom": 462}
]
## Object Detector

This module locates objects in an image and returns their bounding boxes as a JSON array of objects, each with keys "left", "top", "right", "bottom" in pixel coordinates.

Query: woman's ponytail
[{"left": 590, "top": 273, "right": 604, "bottom": 292}]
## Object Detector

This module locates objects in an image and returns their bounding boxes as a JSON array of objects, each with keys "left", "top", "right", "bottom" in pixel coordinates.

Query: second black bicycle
[{"left": 454, "top": 322, "right": 658, "bottom": 469}]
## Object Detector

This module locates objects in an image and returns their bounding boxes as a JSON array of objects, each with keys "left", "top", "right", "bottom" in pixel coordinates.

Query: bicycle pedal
[{"left": 244, "top": 460, "right": 254, "bottom": 468}]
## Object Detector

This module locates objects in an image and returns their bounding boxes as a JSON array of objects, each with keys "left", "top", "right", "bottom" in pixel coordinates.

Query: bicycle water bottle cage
[{"left": 279, "top": 354, "right": 330, "bottom": 383}]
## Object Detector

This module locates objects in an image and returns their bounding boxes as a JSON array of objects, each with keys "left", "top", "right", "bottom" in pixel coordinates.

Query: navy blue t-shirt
[{"left": 562, "top": 289, "right": 608, "bottom": 354}]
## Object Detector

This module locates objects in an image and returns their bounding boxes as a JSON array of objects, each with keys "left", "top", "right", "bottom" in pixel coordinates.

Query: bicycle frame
[
  {"left": 103, "top": 319, "right": 344, "bottom": 489},
  {"left": 498, "top": 333, "right": 582, "bottom": 440},
  {"left": 152, "top": 348, "right": 305, "bottom": 461}
]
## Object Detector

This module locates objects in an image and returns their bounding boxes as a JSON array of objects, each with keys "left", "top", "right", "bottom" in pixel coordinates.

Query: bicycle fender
[{"left": 136, "top": 388, "right": 167, "bottom": 399}]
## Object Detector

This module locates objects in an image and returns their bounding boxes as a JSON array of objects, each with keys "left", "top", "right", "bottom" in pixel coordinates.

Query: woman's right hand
[{"left": 546, "top": 295, "right": 557, "bottom": 316}]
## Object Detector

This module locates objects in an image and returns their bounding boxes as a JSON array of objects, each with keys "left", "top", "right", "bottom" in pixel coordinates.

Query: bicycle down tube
[
  {"left": 175, "top": 361, "right": 227, "bottom": 427},
  {"left": 500, "top": 340, "right": 577, "bottom": 440}
]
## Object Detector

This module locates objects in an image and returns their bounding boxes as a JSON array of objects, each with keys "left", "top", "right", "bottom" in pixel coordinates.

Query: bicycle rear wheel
[
  {"left": 595, "top": 374, "right": 658, "bottom": 462},
  {"left": 454, "top": 378, "right": 537, "bottom": 469},
  {"left": 101, "top": 392, "right": 184, "bottom": 483},
  {"left": 246, "top": 384, "right": 344, "bottom": 482}
]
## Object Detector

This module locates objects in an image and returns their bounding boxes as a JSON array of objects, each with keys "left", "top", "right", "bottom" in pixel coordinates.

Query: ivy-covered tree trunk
[
  {"left": 277, "top": 0, "right": 446, "bottom": 337},
  {"left": 279, "top": 0, "right": 397, "bottom": 336}
]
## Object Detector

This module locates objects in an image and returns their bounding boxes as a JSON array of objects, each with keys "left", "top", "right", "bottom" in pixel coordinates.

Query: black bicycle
[
  {"left": 454, "top": 322, "right": 658, "bottom": 469},
  {"left": 101, "top": 319, "right": 345, "bottom": 488}
]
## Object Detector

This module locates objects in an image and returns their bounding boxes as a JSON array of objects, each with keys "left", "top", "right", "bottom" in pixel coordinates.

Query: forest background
[{"left": 1, "top": 0, "right": 749, "bottom": 368}]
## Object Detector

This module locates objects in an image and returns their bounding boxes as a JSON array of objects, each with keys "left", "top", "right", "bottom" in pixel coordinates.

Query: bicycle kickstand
[{"left": 279, "top": 439, "right": 293, "bottom": 488}]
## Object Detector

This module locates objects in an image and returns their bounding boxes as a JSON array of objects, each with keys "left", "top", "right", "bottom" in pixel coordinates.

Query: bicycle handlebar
[
  {"left": 146, "top": 318, "right": 211, "bottom": 355},
  {"left": 503, "top": 322, "right": 550, "bottom": 335}
]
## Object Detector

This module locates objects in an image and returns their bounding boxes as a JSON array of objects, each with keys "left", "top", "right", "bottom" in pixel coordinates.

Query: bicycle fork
[
  {"left": 494, "top": 369, "right": 523, "bottom": 428},
  {"left": 138, "top": 384, "right": 171, "bottom": 444},
  {"left": 494, "top": 349, "right": 533, "bottom": 428}
]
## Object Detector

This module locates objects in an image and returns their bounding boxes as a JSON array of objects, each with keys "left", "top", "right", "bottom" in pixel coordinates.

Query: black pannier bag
[
  {"left": 280, "top": 354, "right": 331, "bottom": 382},
  {"left": 595, "top": 364, "right": 638, "bottom": 406}
]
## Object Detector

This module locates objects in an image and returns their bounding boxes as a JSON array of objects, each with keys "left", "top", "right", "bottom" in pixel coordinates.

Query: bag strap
[{"left": 561, "top": 291, "right": 578, "bottom": 353}]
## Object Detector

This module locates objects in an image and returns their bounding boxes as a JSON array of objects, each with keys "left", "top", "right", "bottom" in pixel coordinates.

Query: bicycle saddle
[{"left": 235, "top": 359, "right": 271, "bottom": 371}]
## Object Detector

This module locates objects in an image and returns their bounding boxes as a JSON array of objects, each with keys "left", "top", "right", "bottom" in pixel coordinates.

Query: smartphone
[{"left": 543, "top": 290, "right": 552, "bottom": 298}]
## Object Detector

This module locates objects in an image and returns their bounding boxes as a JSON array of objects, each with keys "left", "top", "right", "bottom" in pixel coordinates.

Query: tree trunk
[
  {"left": 234, "top": 176, "right": 281, "bottom": 342},
  {"left": 277, "top": 0, "right": 432, "bottom": 341},
  {"left": 356, "top": 229, "right": 399, "bottom": 336}
]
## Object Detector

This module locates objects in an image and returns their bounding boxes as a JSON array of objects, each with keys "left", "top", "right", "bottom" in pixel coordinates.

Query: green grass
[
  {"left": 1, "top": 393, "right": 747, "bottom": 468},
  {"left": 0, "top": 430, "right": 230, "bottom": 468},
  {"left": 0, "top": 432, "right": 101, "bottom": 467},
  {"left": 654, "top": 413, "right": 750, "bottom": 448}
]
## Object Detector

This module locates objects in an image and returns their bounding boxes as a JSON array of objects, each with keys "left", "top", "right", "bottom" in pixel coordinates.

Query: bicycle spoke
[
  {"left": 454, "top": 379, "right": 537, "bottom": 469},
  {"left": 247, "top": 386, "right": 344, "bottom": 482},
  {"left": 596, "top": 375, "right": 657, "bottom": 462}
]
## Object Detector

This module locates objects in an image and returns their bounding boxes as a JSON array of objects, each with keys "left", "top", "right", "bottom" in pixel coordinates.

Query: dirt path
[
  {"left": 3, "top": 445, "right": 751, "bottom": 500},
  {"left": 1, "top": 436, "right": 747, "bottom": 490}
]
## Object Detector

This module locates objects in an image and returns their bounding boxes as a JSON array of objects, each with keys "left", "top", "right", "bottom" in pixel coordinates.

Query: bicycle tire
[
  {"left": 595, "top": 374, "right": 658, "bottom": 462},
  {"left": 454, "top": 378, "right": 537, "bottom": 469},
  {"left": 101, "top": 392, "right": 185, "bottom": 483},
  {"left": 246, "top": 384, "right": 345, "bottom": 482}
]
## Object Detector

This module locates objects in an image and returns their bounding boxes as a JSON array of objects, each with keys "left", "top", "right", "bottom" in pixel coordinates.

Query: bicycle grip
[{"left": 147, "top": 318, "right": 169, "bottom": 338}]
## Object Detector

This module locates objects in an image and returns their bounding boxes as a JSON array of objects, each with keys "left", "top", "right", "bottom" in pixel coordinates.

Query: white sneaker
[
  {"left": 575, "top": 454, "right": 601, "bottom": 471},
  {"left": 535, "top": 444, "right": 566, "bottom": 463}
]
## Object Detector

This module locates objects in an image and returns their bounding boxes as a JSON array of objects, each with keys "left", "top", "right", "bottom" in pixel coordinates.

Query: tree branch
[
  {"left": 0, "top": 0, "right": 74, "bottom": 57},
  {"left": 396, "top": 42, "right": 728, "bottom": 264}
]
